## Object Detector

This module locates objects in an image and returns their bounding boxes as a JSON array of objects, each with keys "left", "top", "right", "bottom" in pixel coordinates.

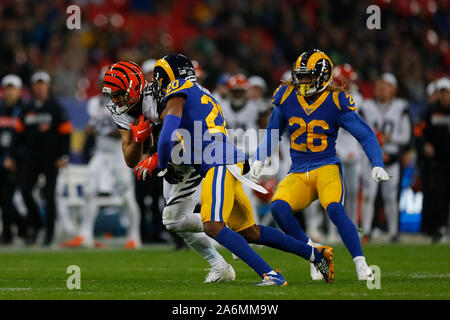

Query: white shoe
[
  {"left": 204, "top": 264, "right": 236, "bottom": 283},
  {"left": 354, "top": 257, "right": 374, "bottom": 281},
  {"left": 310, "top": 262, "right": 324, "bottom": 280},
  {"left": 308, "top": 239, "right": 324, "bottom": 280}
]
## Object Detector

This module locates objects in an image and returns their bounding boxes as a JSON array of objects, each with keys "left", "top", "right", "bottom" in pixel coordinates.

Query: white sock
[
  {"left": 79, "top": 200, "right": 97, "bottom": 242},
  {"left": 178, "top": 232, "right": 228, "bottom": 270},
  {"left": 309, "top": 247, "right": 315, "bottom": 262},
  {"left": 353, "top": 256, "right": 367, "bottom": 268},
  {"left": 124, "top": 190, "right": 141, "bottom": 242}
]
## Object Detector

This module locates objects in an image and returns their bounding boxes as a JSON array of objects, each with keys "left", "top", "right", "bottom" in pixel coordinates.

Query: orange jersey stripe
[
  {"left": 58, "top": 121, "right": 73, "bottom": 134},
  {"left": 15, "top": 119, "right": 25, "bottom": 133}
]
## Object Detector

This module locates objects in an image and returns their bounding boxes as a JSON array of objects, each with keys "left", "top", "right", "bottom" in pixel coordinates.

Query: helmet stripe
[
  {"left": 117, "top": 62, "right": 142, "bottom": 89},
  {"left": 104, "top": 72, "right": 127, "bottom": 89},
  {"left": 110, "top": 67, "right": 130, "bottom": 82},
  {"left": 307, "top": 52, "right": 333, "bottom": 70},
  {"left": 154, "top": 58, "right": 176, "bottom": 82},
  {"left": 126, "top": 61, "right": 143, "bottom": 72},
  {"left": 294, "top": 53, "right": 305, "bottom": 70},
  {"left": 117, "top": 62, "right": 140, "bottom": 74},
  {"left": 103, "top": 80, "right": 124, "bottom": 90}
]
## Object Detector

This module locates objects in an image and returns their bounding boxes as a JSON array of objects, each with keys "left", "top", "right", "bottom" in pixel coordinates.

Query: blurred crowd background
[{"left": 0, "top": 0, "right": 449, "bottom": 248}]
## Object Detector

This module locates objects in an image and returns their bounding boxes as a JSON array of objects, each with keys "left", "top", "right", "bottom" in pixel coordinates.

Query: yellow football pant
[
  {"left": 272, "top": 164, "right": 344, "bottom": 211},
  {"left": 200, "top": 165, "right": 255, "bottom": 232}
]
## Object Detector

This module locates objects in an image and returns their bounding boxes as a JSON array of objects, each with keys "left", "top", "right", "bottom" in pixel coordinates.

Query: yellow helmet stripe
[
  {"left": 155, "top": 58, "right": 176, "bottom": 82},
  {"left": 306, "top": 51, "right": 333, "bottom": 70},
  {"left": 294, "top": 53, "right": 305, "bottom": 70}
]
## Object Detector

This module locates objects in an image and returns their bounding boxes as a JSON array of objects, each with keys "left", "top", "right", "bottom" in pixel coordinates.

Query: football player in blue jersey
[
  {"left": 250, "top": 49, "right": 390, "bottom": 281},
  {"left": 153, "top": 53, "right": 336, "bottom": 285}
]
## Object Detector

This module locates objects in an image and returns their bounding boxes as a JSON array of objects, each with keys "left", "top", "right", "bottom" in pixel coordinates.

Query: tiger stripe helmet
[
  {"left": 292, "top": 49, "right": 333, "bottom": 97},
  {"left": 102, "top": 61, "right": 145, "bottom": 115},
  {"left": 151, "top": 54, "right": 196, "bottom": 105}
]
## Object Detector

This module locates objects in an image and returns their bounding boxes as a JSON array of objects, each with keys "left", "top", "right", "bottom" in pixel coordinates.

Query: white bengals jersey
[
  {"left": 359, "top": 97, "right": 411, "bottom": 157},
  {"left": 220, "top": 98, "right": 259, "bottom": 131},
  {"left": 111, "top": 84, "right": 162, "bottom": 130},
  {"left": 87, "top": 94, "right": 121, "bottom": 153},
  {"left": 110, "top": 84, "right": 202, "bottom": 207},
  {"left": 220, "top": 98, "right": 264, "bottom": 157}
]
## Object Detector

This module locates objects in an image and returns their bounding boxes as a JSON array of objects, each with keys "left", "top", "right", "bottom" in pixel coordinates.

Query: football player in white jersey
[
  {"left": 219, "top": 74, "right": 265, "bottom": 226},
  {"left": 359, "top": 73, "right": 412, "bottom": 242},
  {"left": 61, "top": 69, "right": 141, "bottom": 249},
  {"left": 334, "top": 65, "right": 364, "bottom": 227},
  {"left": 102, "top": 61, "right": 235, "bottom": 283}
]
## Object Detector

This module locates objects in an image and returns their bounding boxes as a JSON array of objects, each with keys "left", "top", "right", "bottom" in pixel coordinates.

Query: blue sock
[
  {"left": 327, "top": 202, "right": 363, "bottom": 258},
  {"left": 270, "top": 200, "right": 309, "bottom": 243},
  {"left": 257, "top": 225, "right": 322, "bottom": 263},
  {"left": 216, "top": 227, "right": 272, "bottom": 278}
]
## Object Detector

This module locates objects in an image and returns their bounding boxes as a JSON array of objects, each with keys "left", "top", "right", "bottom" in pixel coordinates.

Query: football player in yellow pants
[{"left": 250, "top": 49, "right": 390, "bottom": 281}]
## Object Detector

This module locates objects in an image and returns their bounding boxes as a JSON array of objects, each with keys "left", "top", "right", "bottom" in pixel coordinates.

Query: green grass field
[{"left": 0, "top": 243, "right": 449, "bottom": 300}]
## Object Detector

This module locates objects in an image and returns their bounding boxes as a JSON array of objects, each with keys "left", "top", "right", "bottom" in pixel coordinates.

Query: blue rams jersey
[
  {"left": 162, "top": 78, "right": 247, "bottom": 177},
  {"left": 272, "top": 84, "right": 357, "bottom": 173}
]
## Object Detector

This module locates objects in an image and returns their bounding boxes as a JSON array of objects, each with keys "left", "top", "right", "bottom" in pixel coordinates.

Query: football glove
[
  {"left": 130, "top": 114, "right": 153, "bottom": 143},
  {"left": 249, "top": 160, "right": 264, "bottom": 183},
  {"left": 157, "top": 164, "right": 185, "bottom": 184},
  {"left": 134, "top": 153, "right": 158, "bottom": 181},
  {"left": 371, "top": 166, "right": 390, "bottom": 183}
]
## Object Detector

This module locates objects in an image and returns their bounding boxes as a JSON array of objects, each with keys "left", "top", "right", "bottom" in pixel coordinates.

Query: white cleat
[
  {"left": 354, "top": 257, "right": 374, "bottom": 281},
  {"left": 204, "top": 264, "right": 236, "bottom": 283},
  {"left": 357, "top": 265, "right": 374, "bottom": 281},
  {"left": 310, "top": 262, "right": 324, "bottom": 280},
  {"left": 308, "top": 239, "right": 324, "bottom": 280}
]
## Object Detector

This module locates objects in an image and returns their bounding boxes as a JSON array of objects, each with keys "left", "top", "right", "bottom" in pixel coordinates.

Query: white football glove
[
  {"left": 371, "top": 166, "right": 390, "bottom": 183},
  {"left": 249, "top": 160, "right": 264, "bottom": 183}
]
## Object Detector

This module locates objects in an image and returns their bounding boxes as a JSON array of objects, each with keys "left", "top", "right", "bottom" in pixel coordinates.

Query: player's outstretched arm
[
  {"left": 255, "top": 106, "right": 286, "bottom": 161},
  {"left": 250, "top": 106, "right": 286, "bottom": 181},
  {"left": 338, "top": 112, "right": 390, "bottom": 182}
]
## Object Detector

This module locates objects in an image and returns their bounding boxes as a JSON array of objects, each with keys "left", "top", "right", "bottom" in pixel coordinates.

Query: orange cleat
[
  {"left": 124, "top": 239, "right": 140, "bottom": 249},
  {"left": 361, "top": 235, "right": 370, "bottom": 245},
  {"left": 60, "top": 235, "right": 85, "bottom": 248},
  {"left": 94, "top": 241, "right": 107, "bottom": 248}
]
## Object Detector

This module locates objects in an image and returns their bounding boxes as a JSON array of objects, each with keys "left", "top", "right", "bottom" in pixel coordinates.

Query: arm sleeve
[
  {"left": 10, "top": 110, "right": 26, "bottom": 161},
  {"left": 338, "top": 111, "right": 384, "bottom": 168},
  {"left": 157, "top": 114, "right": 181, "bottom": 169},
  {"left": 56, "top": 106, "right": 73, "bottom": 158},
  {"left": 255, "top": 106, "right": 286, "bottom": 162}
]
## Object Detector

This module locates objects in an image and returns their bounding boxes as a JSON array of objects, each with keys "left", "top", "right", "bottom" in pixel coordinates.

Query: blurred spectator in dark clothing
[
  {"left": 415, "top": 77, "right": 450, "bottom": 243},
  {"left": 0, "top": 74, "right": 26, "bottom": 244},
  {"left": 12, "top": 71, "right": 72, "bottom": 245}
]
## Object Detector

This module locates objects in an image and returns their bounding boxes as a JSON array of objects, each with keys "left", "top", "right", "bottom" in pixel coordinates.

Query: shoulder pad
[
  {"left": 163, "top": 78, "right": 194, "bottom": 101},
  {"left": 332, "top": 91, "right": 357, "bottom": 113},
  {"left": 272, "top": 84, "right": 295, "bottom": 107},
  {"left": 111, "top": 112, "right": 133, "bottom": 130}
]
